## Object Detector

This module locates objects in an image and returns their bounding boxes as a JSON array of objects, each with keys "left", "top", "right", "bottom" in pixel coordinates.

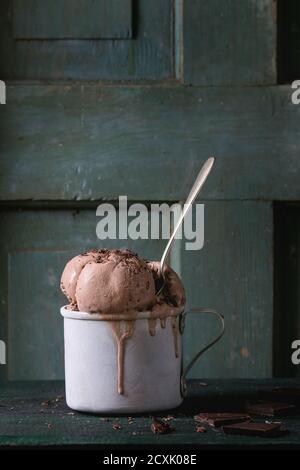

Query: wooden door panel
[
  {"left": 0, "top": 0, "right": 172, "bottom": 80},
  {"left": 182, "top": 201, "right": 273, "bottom": 378},
  {"left": 13, "top": 0, "right": 132, "bottom": 39},
  {"left": 8, "top": 251, "right": 67, "bottom": 380},
  {"left": 274, "top": 203, "right": 300, "bottom": 377},
  {"left": 182, "top": 0, "right": 276, "bottom": 85},
  {"left": 0, "top": 209, "right": 167, "bottom": 381}
]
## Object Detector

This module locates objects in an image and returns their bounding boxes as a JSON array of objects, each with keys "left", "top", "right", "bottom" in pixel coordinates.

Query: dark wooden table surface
[{"left": 1, "top": 379, "right": 300, "bottom": 448}]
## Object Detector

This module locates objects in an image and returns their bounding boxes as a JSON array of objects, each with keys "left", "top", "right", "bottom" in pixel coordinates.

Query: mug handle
[{"left": 179, "top": 308, "right": 225, "bottom": 397}]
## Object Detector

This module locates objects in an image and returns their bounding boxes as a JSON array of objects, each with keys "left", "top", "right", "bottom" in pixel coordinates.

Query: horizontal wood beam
[{"left": 0, "top": 84, "right": 299, "bottom": 201}]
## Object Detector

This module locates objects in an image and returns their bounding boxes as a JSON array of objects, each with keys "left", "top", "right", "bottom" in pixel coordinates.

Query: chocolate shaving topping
[{"left": 81, "top": 248, "right": 151, "bottom": 275}]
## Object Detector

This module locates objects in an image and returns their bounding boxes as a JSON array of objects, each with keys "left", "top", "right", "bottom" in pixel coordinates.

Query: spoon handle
[{"left": 160, "top": 157, "right": 215, "bottom": 273}]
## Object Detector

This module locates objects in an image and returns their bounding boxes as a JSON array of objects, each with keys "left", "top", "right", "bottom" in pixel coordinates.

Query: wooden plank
[
  {"left": 274, "top": 203, "right": 300, "bottom": 377},
  {"left": 181, "top": 201, "right": 273, "bottom": 378},
  {"left": 0, "top": 380, "right": 300, "bottom": 446},
  {"left": 0, "top": 0, "right": 172, "bottom": 79},
  {"left": 1, "top": 84, "right": 300, "bottom": 201},
  {"left": 278, "top": 0, "right": 300, "bottom": 83},
  {"left": 174, "top": 0, "right": 183, "bottom": 79},
  {"left": 182, "top": 0, "right": 276, "bottom": 85},
  {"left": 8, "top": 252, "right": 65, "bottom": 380},
  {"left": 0, "top": 209, "right": 167, "bottom": 380},
  {"left": 13, "top": 0, "right": 132, "bottom": 39}
]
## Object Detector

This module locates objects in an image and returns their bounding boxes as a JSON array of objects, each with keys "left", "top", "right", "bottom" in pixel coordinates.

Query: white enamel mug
[{"left": 61, "top": 306, "right": 224, "bottom": 414}]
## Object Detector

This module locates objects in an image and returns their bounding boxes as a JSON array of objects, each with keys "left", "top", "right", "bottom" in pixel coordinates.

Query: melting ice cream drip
[
  {"left": 171, "top": 316, "right": 179, "bottom": 358},
  {"left": 110, "top": 320, "right": 135, "bottom": 395}
]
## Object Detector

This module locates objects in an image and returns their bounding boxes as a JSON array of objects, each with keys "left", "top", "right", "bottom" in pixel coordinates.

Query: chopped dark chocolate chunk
[
  {"left": 194, "top": 413, "right": 251, "bottom": 428},
  {"left": 223, "top": 421, "right": 287, "bottom": 437},
  {"left": 271, "top": 388, "right": 300, "bottom": 404},
  {"left": 112, "top": 422, "right": 122, "bottom": 430},
  {"left": 273, "top": 387, "right": 300, "bottom": 396},
  {"left": 151, "top": 418, "right": 174, "bottom": 434},
  {"left": 162, "top": 415, "right": 174, "bottom": 422},
  {"left": 41, "top": 400, "right": 52, "bottom": 407},
  {"left": 195, "top": 426, "right": 207, "bottom": 433},
  {"left": 246, "top": 402, "right": 295, "bottom": 417}
]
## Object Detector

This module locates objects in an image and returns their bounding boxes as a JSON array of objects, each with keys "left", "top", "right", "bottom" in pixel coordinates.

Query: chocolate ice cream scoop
[
  {"left": 147, "top": 261, "right": 185, "bottom": 308},
  {"left": 60, "top": 250, "right": 99, "bottom": 306},
  {"left": 60, "top": 249, "right": 185, "bottom": 314}
]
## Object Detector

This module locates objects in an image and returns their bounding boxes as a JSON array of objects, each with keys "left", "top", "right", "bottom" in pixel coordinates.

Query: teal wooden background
[{"left": 0, "top": 0, "right": 299, "bottom": 380}]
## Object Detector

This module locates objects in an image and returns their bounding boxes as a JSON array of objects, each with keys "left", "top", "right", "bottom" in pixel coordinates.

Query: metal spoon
[{"left": 156, "top": 157, "right": 215, "bottom": 296}]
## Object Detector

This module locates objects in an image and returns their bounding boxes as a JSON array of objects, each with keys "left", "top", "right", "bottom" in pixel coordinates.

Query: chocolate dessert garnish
[
  {"left": 151, "top": 418, "right": 174, "bottom": 435},
  {"left": 271, "top": 388, "right": 300, "bottom": 404},
  {"left": 222, "top": 421, "right": 288, "bottom": 437},
  {"left": 195, "top": 426, "right": 206, "bottom": 433},
  {"left": 246, "top": 402, "right": 296, "bottom": 417},
  {"left": 194, "top": 412, "right": 251, "bottom": 428},
  {"left": 112, "top": 422, "right": 122, "bottom": 431}
]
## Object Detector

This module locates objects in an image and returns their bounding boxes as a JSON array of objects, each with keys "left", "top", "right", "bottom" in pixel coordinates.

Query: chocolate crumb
[
  {"left": 112, "top": 423, "right": 122, "bottom": 430},
  {"left": 196, "top": 426, "right": 206, "bottom": 433},
  {"left": 151, "top": 418, "right": 174, "bottom": 435},
  {"left": 162, "top": 415, "right": 174, "bottom": 422},
  {"left": 41, "top": 400, "right": 51, "bottom": 406}
]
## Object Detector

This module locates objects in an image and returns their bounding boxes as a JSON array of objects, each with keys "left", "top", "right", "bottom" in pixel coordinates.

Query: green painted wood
[
  {"left": 0, "top": 379, "right": 300, "bottom": 447},
  {"left": 182, "top": 201, "right": 273, "bottom": 378},
  {"left": 1, "top": 84, "right": 300, "bottom": 201},
  {"left": 182, "top": 0, "right": 276, "bottom": 85},
  {"left": 174, "top": 0, "right": 183, "bottom": 80},
  {"left": 13, "top": 0, "right": 132, "bottom": 39},
  {"left": 278, "top": 0, "right": 300, "bottom": 83},
  {"left": 0, "top": 203, "right": 274, "bottom": 381},
  {"left": 274, "top": 203, "right": 300, "bottom": 377},
  {"left": 8, "top": 252, "right": 66, "bottom": 380},
  {"left": 0, "top": 209, "right": 167, "bottom": 381},
  {"left": 0, "top": 0, "right": 172, "bottom": 79}
]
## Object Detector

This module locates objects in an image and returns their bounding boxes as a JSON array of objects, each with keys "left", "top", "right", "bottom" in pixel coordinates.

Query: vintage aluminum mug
[{"left": 60, "top": 306, "right": 224, "bottom": 413}]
